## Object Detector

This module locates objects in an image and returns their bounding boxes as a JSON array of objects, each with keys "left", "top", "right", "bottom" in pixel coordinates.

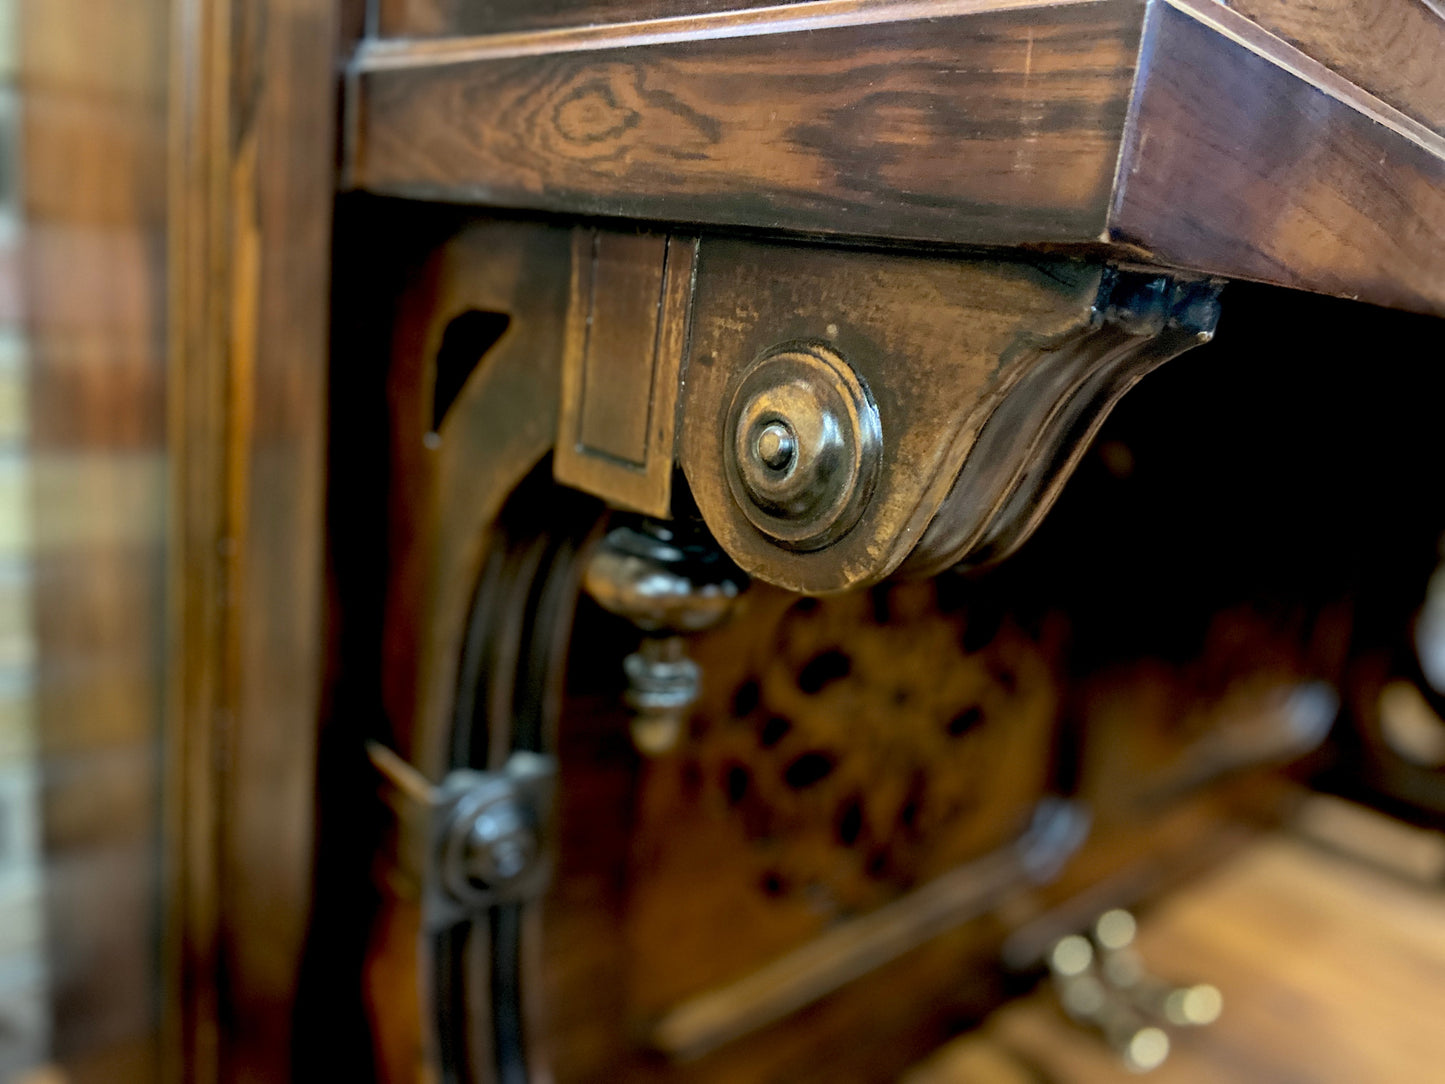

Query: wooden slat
[
  {"left": 554, "top": 229, "right": 697, "bottom": 517},
  {"left": 350, "top": 0, "right": 1144, "bottom": 247},
  {"left": 1109, "top": 0, "right": 1445, "bottom": 315}
]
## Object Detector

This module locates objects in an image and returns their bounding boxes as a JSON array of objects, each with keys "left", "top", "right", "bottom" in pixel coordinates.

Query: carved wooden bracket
[{"left": 557, "top": 227, "right": 1220, "bottom": 593}]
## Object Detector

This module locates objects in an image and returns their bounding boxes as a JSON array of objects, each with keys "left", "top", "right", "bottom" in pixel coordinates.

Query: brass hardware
[
  {"left": 1048, "top": 933, "right": 1172, "bottom": 1073},
  {"left": 622, "top": 636, "right": 702, "bottom": 756},
  {"left": 724, "top": 342, "right": 882, "bottom": 552},
  {"left": 1045, "top": 909, "right": 1223, "bottom": 1074},
  {"left": 436, "top": 753, "right": 554, "bottom": 913},
  {"left": 583, "top": 519, "right": 746, "bottom": 754}
]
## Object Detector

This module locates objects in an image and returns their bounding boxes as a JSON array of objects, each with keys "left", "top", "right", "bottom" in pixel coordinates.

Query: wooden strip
[
  {"left": 358, "top": 0, "right": 1116, "bottom": 69},
  {"left": 575, "top": 232, "right": 667, "bottom": 465},
  {"left": 651, "top": 846, "right": 1021, "bottom": 1058},
  {"left": 351, "top": 1, "right": 1143, "bottom": 247},
  {"left": 377, "top": 0, "right": 817, "bottom": 39},
  {"left": 648, "top": 802, "right": 1088, "bottom": 1060},
  {"left": 1110, "top": 0, "right": 1445, "bottom": 316},
  {"left": 352, "top": 0, "right": 1445, "bottom": 314},
  {"left": 554, "top": 230, "right": 696, "bottom": 517}
]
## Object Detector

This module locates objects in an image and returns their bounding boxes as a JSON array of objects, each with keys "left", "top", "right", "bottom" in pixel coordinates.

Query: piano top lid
[{"left": 347, "top": 0, "right": 1445, "bottom": 316}]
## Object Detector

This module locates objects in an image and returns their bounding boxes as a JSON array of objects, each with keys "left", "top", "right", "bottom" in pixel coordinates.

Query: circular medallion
[{"left": 724, "top": 343, "right": 881, "bottom": 551}]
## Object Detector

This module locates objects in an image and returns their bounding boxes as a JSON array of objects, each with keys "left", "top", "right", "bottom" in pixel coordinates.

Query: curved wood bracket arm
[
  {"left": 903, "top": 273, "right": 1223, "bottom": 576},
  {"left": 672, "top": 239, "right": 1221, "bottom": 593}
]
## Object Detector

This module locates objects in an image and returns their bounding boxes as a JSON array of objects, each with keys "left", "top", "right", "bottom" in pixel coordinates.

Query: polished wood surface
[
  {"left": 167, "top": 0, "right": 337, "bottom": 1081},
  {"left": 13, "top": 0, "right": 1445, "bottom": 1081},
  {"left": 349, "top": 0, "right": 1142, "bottom": 247},
  {"left": 10, "top": 0, "right": 339, "bottom": 1078},
  {"left": 346, "top": 0, "right": 1445, "bottom": 316},
  {"left": 342, "top": 236, "right": 1445, "bottom": 1083},
  {"left": 376, "top": 0, "right": 1445, "bottom": 127},
  {"left": 1224, "top": 0, "right": 1445, "bottom": 137},
  {"left": 1110, "top": 0, "right": 1445, "bottom": 316},
  {"left": 378, "top": 0, "right": 817, "bottom": 36},
  {"left": 678, "top": 238, "right": 1112, "bottom": 593},
  {"left": 553, "top": 229, "right": 696, "bottom": 519}
]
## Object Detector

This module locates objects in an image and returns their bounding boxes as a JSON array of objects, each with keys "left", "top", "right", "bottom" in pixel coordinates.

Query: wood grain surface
[
  {"left": 18, "top": 1, "right": 170, "bottom": 1079},
  {"left": 167, "top": 1, "right": 338, "bottom": 1081},
  {"left": 349, "top": 0, "right": 1445, "bottom": 315},
  {"left": 1110, "top": 1, "right": 1445, "bottom": 315},
  {"left": 352, "top": 0, "right": 1143, "bottom": 247},
  {"left": 1224, "top": 0, "right": 1445, "bottom": 137}
]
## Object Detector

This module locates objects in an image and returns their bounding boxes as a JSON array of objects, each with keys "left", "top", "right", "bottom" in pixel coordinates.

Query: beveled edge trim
[
  {"left": 351, "top": 0, "right": 1116, "bottom": 72},
  {"left": 1170, "top": 0, "right": 1445, "bottom": 159}
]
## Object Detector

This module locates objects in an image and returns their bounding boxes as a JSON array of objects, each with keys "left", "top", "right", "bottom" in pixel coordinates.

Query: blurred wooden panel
[
  {"left": 1225, "top": 0, "right": 1445, "bottom": 137},
  {"left": 907, "top": 834, "right": 1445, "bottom": 1084},
  {"left": 167, "top": 0, "right": 338, "bottom": 1081},
  {"left": 350, "top": 0, "right": 1142, "bottom": 247},
  {"left": 18, "top": 0, "right": 169, "bottom": 1080},
  {"left": 1110, "top": 0, "right": 1445, "bottom": 316},
  {"left": 628, "top": 582, "right": 1063, "bottom": 1016},
  {"left": 537, "top": 578, "right": 1069, "bottom": 1084}
]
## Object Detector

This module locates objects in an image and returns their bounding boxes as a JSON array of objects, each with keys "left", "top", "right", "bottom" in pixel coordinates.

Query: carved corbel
[{"left": 557, "top": 230, "right": 1221, "bottom": 593}]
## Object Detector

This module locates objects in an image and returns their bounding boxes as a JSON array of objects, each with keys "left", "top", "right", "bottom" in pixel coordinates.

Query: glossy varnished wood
[
  {"left": 168, "top": 0, "right": 338, "bottom": 1081},
  {"left": 1224, "top": 0, "right": 1445, "bottom": 138},
  {"left": 1109, "top": 1, "right": 1445, "bottom": 316},
  {"left": 910, "top": 833, "right": 1445, "bottom": 1084},
  {"left": 553, "top": 229, "right": 696, "bottom": 518},
  {"left": 377, "top": 0, "right": 1445, "bottom": 128},
  {"left": 350, "top": 0, "right": 1144, "bottom": 247},
  {"left": 347, "top": 0, "right": 1445, "bottom": 316}
]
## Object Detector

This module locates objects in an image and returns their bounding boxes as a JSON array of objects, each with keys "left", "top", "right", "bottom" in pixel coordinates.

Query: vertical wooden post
[{"left": 167, "top": 1, "right": 337, "bottom": 1080}]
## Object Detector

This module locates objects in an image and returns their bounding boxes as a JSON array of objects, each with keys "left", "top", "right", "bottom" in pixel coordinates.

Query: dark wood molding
[
  {"left": 373, "top": 0, "right": 1101, "bottom": 43},
  {"left": 359, "top": 0, "right": 1109, "bottom": 67}
]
